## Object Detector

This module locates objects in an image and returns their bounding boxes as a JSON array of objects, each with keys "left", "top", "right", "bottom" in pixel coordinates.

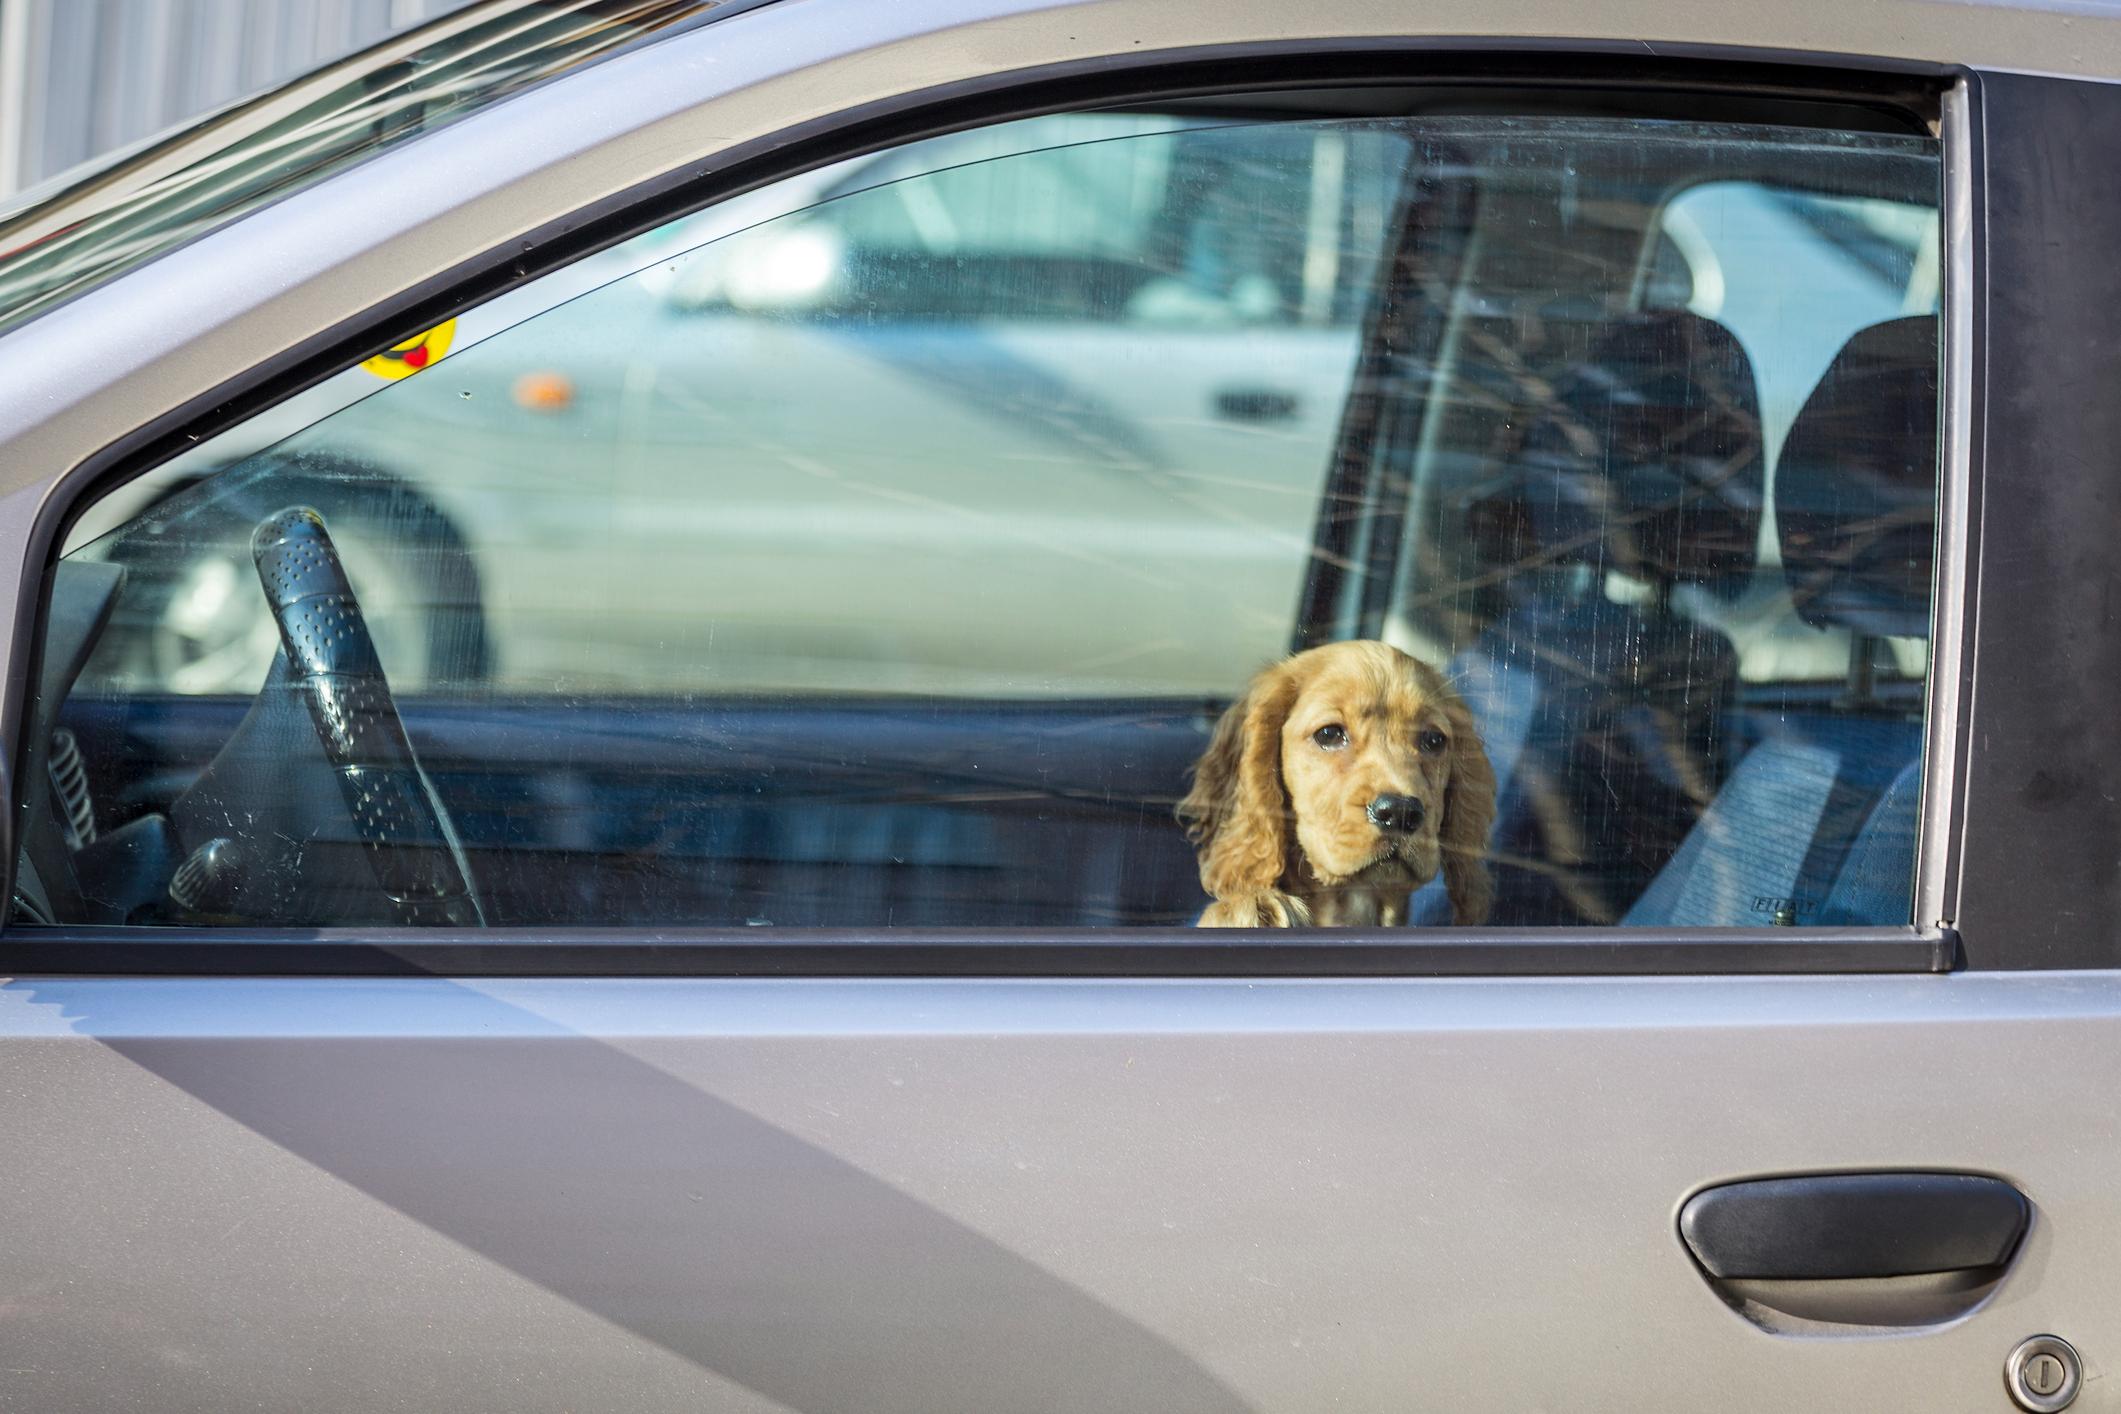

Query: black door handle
[
  {"left": 1213, "top": 387, "right": 1300, "bottom": 423},
  {"left": 1680, "top": 1172, "right": 2028, "bottom": 1281}
]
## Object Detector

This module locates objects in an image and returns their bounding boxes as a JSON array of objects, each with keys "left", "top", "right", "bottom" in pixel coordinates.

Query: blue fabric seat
[
  {"left": 1622, "top": 717, "right": 1920, "bottom": 926},
  {"left": 1624, "top": 314, "right": 1939, "bottom": 927},
  {"left": 1817, "top": 757, "right": 1923, "bottom": 926}
]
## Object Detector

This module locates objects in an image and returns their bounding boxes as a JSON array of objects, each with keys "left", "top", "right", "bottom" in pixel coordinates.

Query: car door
[{"left": 1, "top": 7, "right": 2119, "bottom": 1414}]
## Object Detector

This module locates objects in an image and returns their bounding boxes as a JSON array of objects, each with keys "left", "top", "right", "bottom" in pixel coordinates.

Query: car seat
[
  {"left": 1411, "top": 310, "right": 1766, "bottom": 924},
  {"left": 1623, "top": 314, "right": 1938, "bottom": 926}
]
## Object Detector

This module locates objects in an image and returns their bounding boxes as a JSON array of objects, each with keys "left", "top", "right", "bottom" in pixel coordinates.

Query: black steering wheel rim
[{"left": 253, "top": 506, "right": 485, "bottom": 926}]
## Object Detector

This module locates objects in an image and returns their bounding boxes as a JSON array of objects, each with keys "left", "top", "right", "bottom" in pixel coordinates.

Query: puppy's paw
[{"left": 1198, "top": 891, "right": 1313, "bottom": 928}]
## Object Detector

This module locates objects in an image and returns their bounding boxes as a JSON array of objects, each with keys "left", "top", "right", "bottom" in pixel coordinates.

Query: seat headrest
[
  {"left": 1465, "top": 312, "right": 1765, "bottom": 590},
  {"left": 1775, "top": 315, "right": 1938, "bottom": 639}
]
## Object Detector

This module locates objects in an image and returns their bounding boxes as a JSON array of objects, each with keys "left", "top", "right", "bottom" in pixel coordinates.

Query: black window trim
[
  {"left": 0, "top": 40, "right": 1971, "bottom": 978},
  {"left": 0, "top": 925, "right": 1958, "bottom": 977}
]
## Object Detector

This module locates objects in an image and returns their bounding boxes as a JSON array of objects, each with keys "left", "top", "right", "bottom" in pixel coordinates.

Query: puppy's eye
[
  {"left": 1417, "top": 728, "right": 1449, "bottom": 754},
  {"left": 1312, "top": 723, "right": 1349, "bottom": 751}
]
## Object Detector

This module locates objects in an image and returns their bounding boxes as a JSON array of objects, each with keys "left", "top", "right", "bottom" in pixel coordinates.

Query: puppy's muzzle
[{"left": 1366, "top": 793, "right": 1426, "bottom": 835}]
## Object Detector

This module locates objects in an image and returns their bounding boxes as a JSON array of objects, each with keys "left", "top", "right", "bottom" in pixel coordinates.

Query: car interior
[{"left": 9, "top": 92, "right": 1942, "bottom": 935}]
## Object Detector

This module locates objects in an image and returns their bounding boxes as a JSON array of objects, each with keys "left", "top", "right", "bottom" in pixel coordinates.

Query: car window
[{"left": 23, "top": 109, "right": 1941, "bottom": 934}]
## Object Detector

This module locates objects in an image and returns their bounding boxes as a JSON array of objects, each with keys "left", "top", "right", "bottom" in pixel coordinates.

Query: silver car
[{"left": 0, "top": 0, "right": 2111, "bottom": 1410}]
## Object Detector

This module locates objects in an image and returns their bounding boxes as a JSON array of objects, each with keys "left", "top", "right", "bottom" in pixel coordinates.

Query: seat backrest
[
  {"left": 1464, "top": 310, "right": 1767, "bottom": 599},
  {"left": 1624, "top": 315, "right": 1938, "bottom": 927}
]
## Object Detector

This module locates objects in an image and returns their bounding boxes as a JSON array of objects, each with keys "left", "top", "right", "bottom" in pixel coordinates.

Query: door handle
[
  {"left": 1680, "top": 1172, "right": 2028, "bottom": 1281},
  {"left": 1213, "top": 387, "right": 1300, "bottom": 423}
]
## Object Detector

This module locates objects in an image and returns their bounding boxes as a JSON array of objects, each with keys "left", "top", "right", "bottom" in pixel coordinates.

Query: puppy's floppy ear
[
  {"left": 1438, "top": 687, "right": 1497, "bottom": 926},
  {"left": 1177, "top": 662, "right": 1299, "bottom": 899}
]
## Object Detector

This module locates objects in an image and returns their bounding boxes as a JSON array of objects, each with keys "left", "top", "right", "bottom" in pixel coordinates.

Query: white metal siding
[{"left": 0, "top": 0, "right": 476, "bottom": 195}]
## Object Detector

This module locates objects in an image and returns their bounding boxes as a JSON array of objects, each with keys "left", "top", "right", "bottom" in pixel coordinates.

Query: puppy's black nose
[{"left": 1367, "top": 793, "right": 1425, "bottom": 834}]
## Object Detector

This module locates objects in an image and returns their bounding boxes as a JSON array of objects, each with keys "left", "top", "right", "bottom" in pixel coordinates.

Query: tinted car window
[{"left": 25, "top": 112, "right": 1941, "bottom": 934}]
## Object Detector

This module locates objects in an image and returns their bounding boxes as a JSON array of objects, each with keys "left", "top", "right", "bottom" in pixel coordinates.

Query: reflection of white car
[
  {"left": 84, "top": 115, "right": 1927, "bottom": 698},
  {"left": 88, "top": 115, "right": 1399, "bottom": 695}
]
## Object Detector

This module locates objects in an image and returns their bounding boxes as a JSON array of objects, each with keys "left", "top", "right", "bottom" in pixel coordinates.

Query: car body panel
[
  {"left": 0, "top": 2, "right": 2111, "bottom": 1410},
  {"left": 1, "top": 972, "right": 2117, "bottom": 1412}
]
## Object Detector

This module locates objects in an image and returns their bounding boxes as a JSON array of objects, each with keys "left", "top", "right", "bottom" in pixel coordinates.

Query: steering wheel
[{"left": 247, "top": 506, "right": 485, "bottom": 926}]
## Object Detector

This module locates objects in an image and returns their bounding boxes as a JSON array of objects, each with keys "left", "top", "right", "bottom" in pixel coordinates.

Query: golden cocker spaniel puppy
[{"left": 1178, "top": 640, "right": 1496, "bottom": 927}]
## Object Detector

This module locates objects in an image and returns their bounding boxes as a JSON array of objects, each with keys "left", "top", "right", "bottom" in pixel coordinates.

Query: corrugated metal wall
[{"left": 0, "top": 0, "right": 478, "bottom": 196}]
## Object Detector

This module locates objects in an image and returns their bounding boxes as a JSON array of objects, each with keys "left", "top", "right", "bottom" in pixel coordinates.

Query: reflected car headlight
[{"left": 723, "top": 227, "right": 844, "bottom": 312}]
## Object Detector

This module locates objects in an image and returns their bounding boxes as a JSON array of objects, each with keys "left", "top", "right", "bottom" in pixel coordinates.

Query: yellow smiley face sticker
[{"left": 362, "top": 319, "right": 456, "bottom": 380}]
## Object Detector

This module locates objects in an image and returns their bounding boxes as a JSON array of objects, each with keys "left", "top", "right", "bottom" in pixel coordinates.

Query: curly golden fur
[{"left": 1177, "top": 640, "right": 1496, "bottom": 928}]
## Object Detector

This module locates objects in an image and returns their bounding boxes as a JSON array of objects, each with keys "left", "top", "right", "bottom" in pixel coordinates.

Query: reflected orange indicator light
[{"left": 512, "top": 370, "right": 575, "bottom": 412}]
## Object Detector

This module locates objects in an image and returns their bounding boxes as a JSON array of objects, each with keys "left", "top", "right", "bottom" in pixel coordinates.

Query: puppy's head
[{"left": 1178, "top": 640, "right": 1495, "bottom": 924}]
